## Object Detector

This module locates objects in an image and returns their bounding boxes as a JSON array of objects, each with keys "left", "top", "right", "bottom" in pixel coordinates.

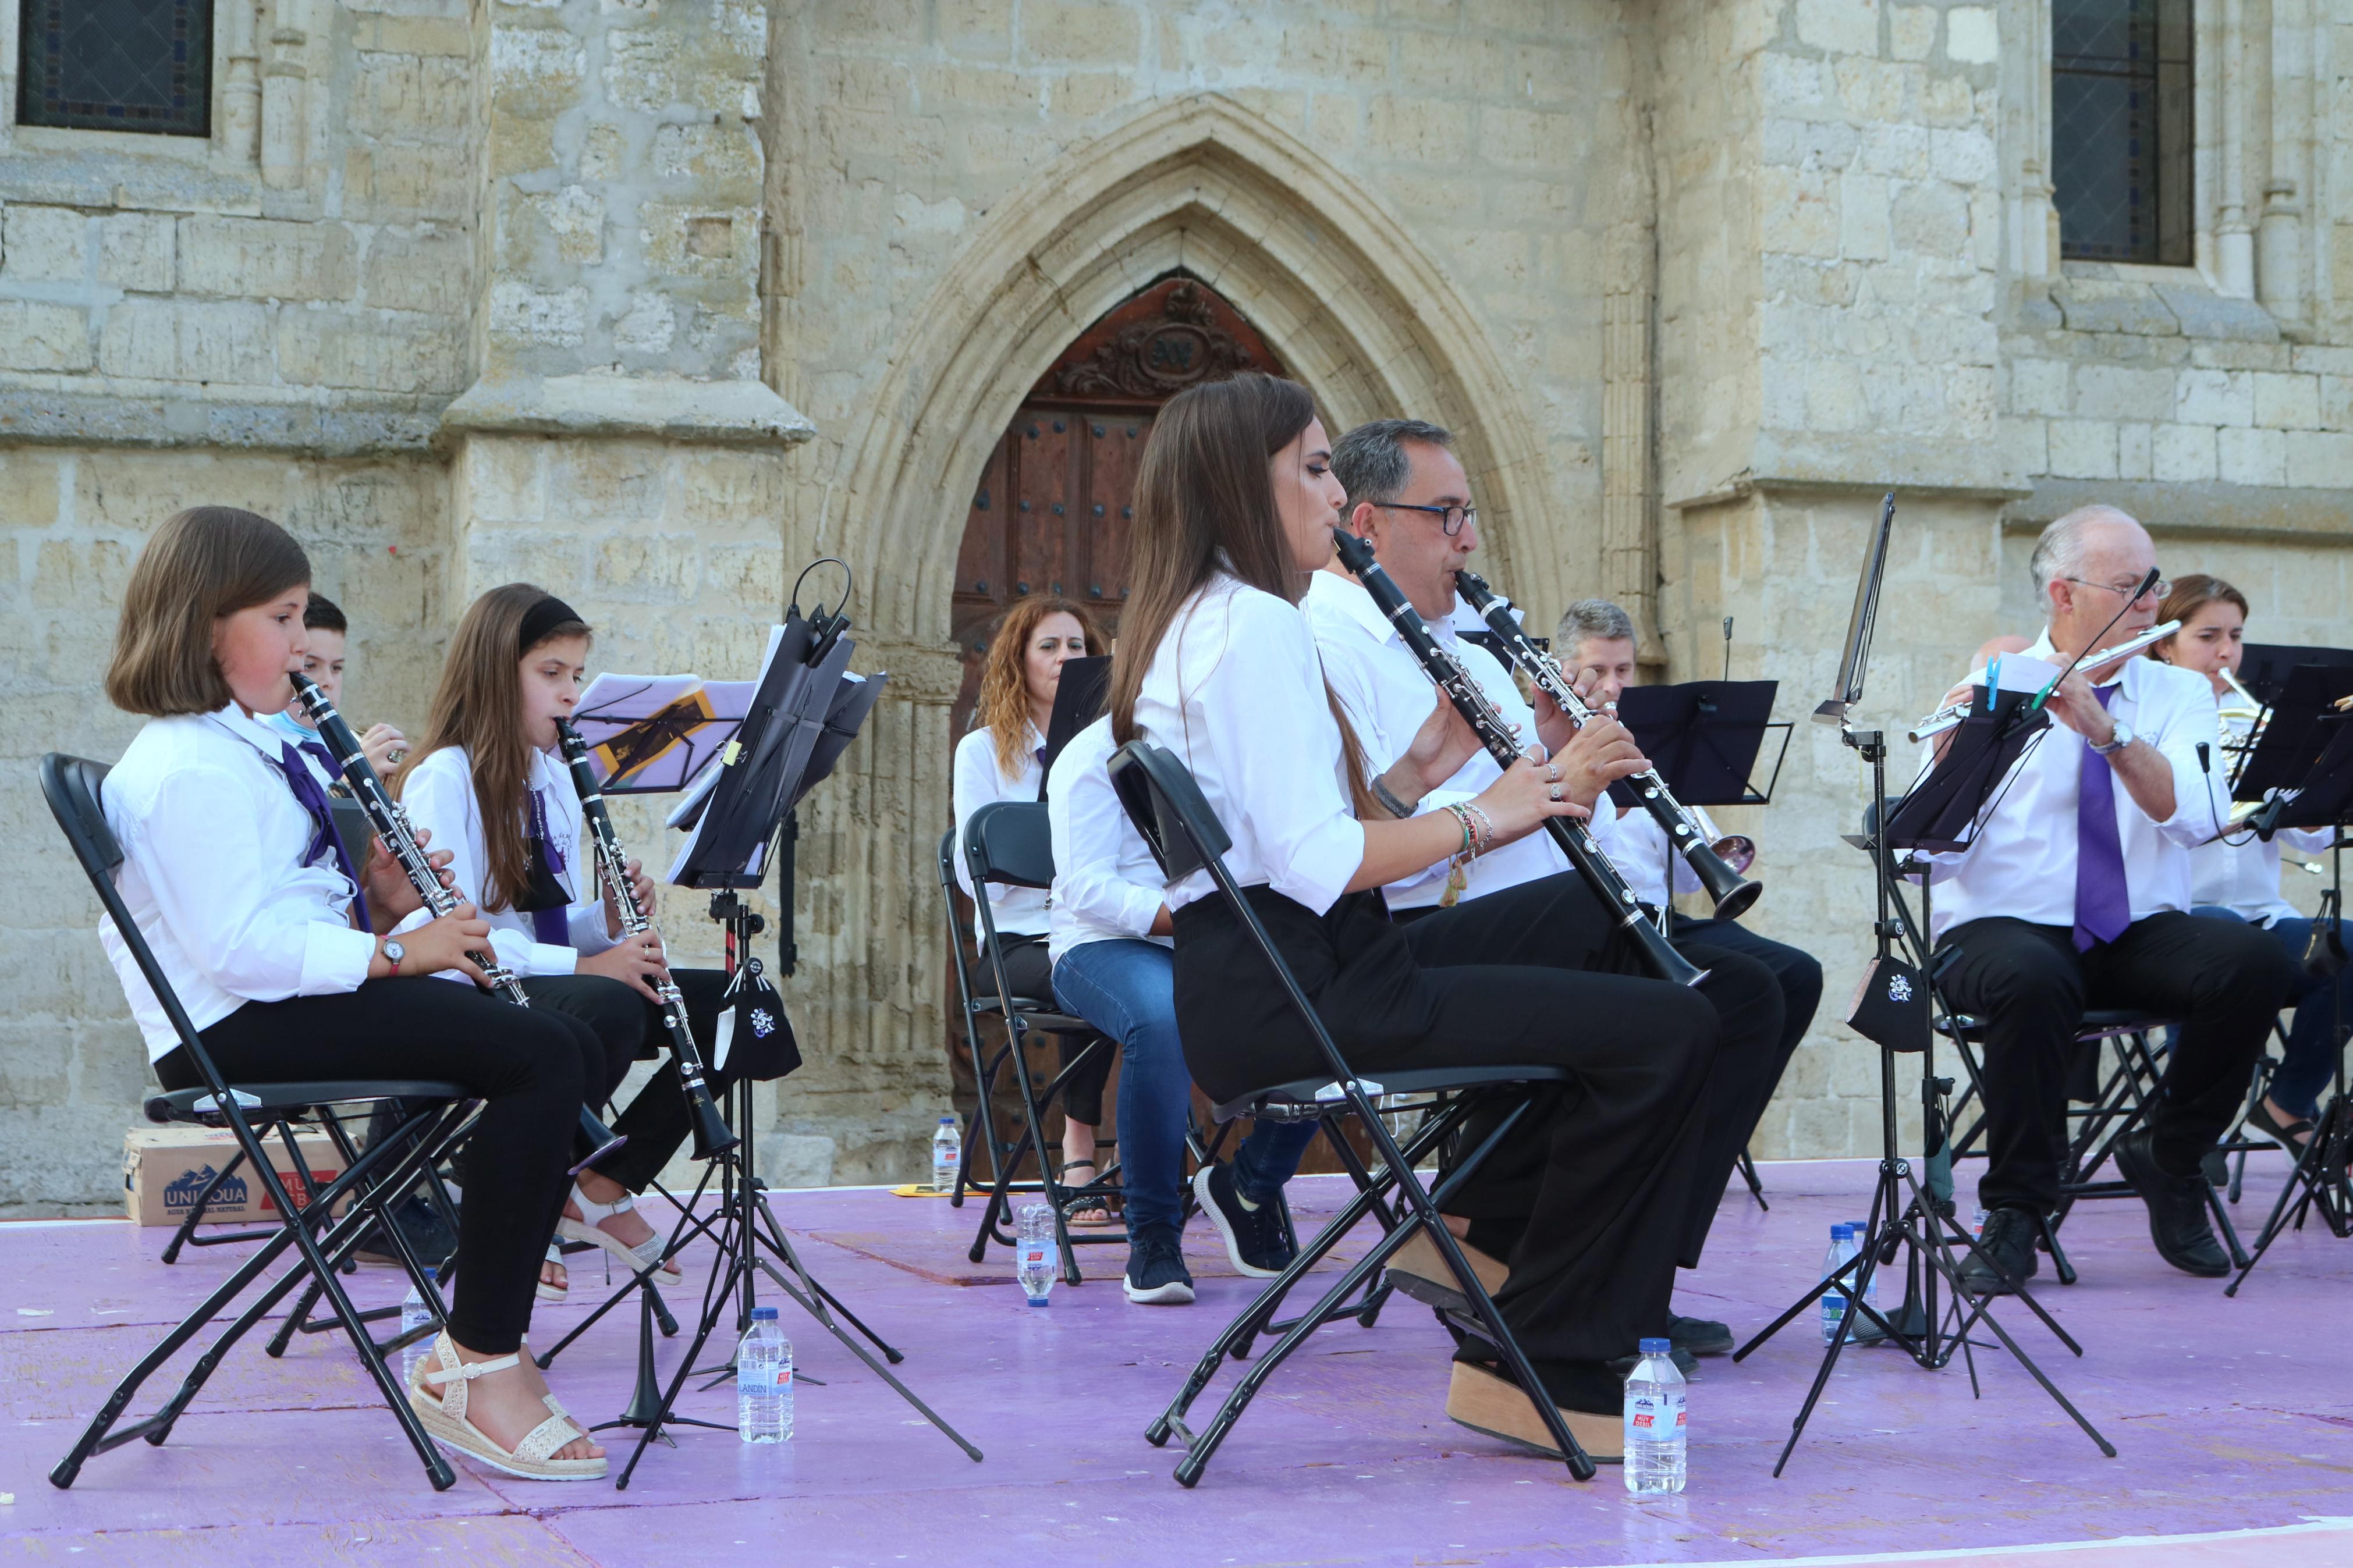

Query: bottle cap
[
  {"left": 1027, "top": 1295, "right": 1049, "bottom": 1307},
  {"left": 939, "top": 1115, "right": 956, "bottom": 1125},
  {"left": 1637, "top": 1337, "right": 1671, "bottom": 1354},
  {"left": 1832, "top": 1222, "right": 1850, "bottom": 1240},
  {"left": 751, "top": 1306, "right": 779, "bottom": 1321}
]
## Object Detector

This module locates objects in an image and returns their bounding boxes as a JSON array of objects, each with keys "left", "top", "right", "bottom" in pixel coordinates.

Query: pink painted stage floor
[{"left": 5, "top": 1157, "right": 2352, "bottom": 1567}]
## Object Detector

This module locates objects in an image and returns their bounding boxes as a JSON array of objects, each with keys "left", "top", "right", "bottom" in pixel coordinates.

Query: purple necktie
[
  {"left": 277, "top": 743, "right": 370, "bottom": 933},
  {"left": 527, "top": 787, "right": 570, "bottom": 947},
  {"left": 2073, "top": 686, "right": 2131, "bottom": 952}
]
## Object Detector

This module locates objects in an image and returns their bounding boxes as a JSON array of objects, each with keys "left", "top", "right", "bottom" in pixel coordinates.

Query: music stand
[
  {"left": 2224, "top": 682, "right": 2353, "bottom": 1292},
  {"left": 1733, "top": 493, "right": 2114, "bottom": 1473},
  {"left": 1614, "top": 680, "right": 1788, "bottom": 811},
  {"left": 2237, "top": 643, "right": 2353, "bottom": 709},
  {"left": 546, "top": 606, "right": 978, "bottom": 1488},
  {"left": 1038, "top": 654, "right": 1110, "bottom": 791}
]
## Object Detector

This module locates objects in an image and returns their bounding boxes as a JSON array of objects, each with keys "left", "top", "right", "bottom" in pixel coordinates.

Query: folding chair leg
[{"left": 160, "top": 1146, "right": 269, "bottom": 1263}]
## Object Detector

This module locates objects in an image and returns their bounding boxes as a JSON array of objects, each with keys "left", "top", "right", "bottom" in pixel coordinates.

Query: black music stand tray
[
  {"left": 546, "top": 609, "right": 978, "bottom": 1488},
  {"left": 1038, "top": 654, "right": 1110, "bottom": 790},
  {"left": 2226, "top": 682, "right": 2353, "bottom": 1295}
]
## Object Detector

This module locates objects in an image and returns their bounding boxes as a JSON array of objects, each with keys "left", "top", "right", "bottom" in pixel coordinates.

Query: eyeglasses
[
  {"left": 2063, "top": 575, "right": 2170, "bottom": 603},
  {"left": 1371, "top": 500, "right": 1478, "bottom": 538}
]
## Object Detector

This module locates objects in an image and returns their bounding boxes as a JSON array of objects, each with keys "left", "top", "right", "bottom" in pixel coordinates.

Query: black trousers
[
  {"left": 974, "top": 934, "right": 1112, "bottom": 1129},
  {"left": 517, "top": 973, "right": 646, "bottom": 1125},
  {"left": 1399, "top": 883, "right": 1790, "bottom": 1267},
  {"left": 1173, "top": 876, "right": 1718, "bottom": 1362},
  {"left": 604, "top": 966, "right": 746, "bottom": 1193},
  {"left": 1668, "top": 913, "right": 1824, "bottom": 1071},
  {"left": 166, "top": 980, "right": 599, "bottom": 1355},
  {"left": 1936, "top": 912, "right": 2297, "bottom": 1212}
]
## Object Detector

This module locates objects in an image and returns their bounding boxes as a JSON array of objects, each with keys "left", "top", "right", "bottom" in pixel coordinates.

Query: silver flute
[{"left": 1908, "top": 620, "right": 2182, "bottom": 744}]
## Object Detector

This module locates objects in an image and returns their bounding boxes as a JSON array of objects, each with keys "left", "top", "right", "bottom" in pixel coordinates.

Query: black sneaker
[
  {"left": 1193, "top": 1162, "right": 1294, "bottom": 1278},
  {"left": 1122, "top": 1229, "right": 1195, "bottom": 1305},
  {"left": 1957, "top": 1204, "right": 2040, "bottom": 1296},
  {"left": 354, "top": 1194, "right": 456, "bottom": 1270},
  {"left": 2112, "top": 1128, "right": 2231, "bottom": 1277},
  {"left": 1667, "top": 1312, "right": 1733, "bottom": 1357}
]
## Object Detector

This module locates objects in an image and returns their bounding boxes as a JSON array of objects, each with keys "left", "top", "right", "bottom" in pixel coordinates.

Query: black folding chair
[
  {"left": 1108, "top": 740, "right": 1598, "bottom": 1487},
  {"left": 946, "top": 803, "right": 1129, "bottom": 1281},
  {"left": 1936, "top": 1009, "right": 2249, "bottom": 1281},
  {"left": 40, "top": 754, "right": 478, "bottom": 1492}
]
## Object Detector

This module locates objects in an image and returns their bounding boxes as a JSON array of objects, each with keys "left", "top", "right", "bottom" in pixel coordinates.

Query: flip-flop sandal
[{"left": 1062, "top": 1161, "right": 1122, "bottom": 1228}]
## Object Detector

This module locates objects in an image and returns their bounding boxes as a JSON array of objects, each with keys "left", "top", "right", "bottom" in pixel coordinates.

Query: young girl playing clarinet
[
  {"left": 396, "top": 584, "right": 787, "bottom": 1298},
  {"left": 101, "top": 507, "right": 608, "bottom": 1480},
  {"left": 1109, "top": 374, "right": 1720, "bottom": 1459}
]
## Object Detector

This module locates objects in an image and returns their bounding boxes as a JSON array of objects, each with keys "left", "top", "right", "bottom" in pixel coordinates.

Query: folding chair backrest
[
  {"left": 963, "top": 800, "right": 1055, "bottom": 891},
  {"left": 41, "top": 752, "right": 217, "bottom": 1081},
  {"left": 1108, "top": 741, "right": 1229, "bottom": 883}
]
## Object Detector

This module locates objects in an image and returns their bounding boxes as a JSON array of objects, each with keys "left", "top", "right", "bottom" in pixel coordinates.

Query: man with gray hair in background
[
  {"left": 1921, "top": 504, "right": 2292, "bottom": 1293},
  {"left": 1550, "top": 597, "right": 1823, "bottom": 1144}
]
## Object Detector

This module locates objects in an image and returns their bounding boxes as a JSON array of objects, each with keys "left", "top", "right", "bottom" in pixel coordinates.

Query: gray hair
[
  {"left": 1332, "top": 418, "right": 1456, "bottom": 509},
  {"left": 1555, "top": 598, "right": 1637, "bottom": 650},
  {"left": 2029, "top": 504, "right": 2138, "bottom": 596}
]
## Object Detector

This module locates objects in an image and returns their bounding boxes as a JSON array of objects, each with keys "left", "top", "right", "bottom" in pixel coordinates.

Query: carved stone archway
[{"left": 776, "top": 93, "right": 1562, "bottom": 1176}]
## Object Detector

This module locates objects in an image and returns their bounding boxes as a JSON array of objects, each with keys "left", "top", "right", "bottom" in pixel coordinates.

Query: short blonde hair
[{"left": 105, "top": 507, "right": 312, "bottom": 717}]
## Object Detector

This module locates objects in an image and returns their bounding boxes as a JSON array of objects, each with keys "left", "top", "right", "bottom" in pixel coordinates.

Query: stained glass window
[
  {"left": 16, "top": 0, "right": 213, "bottom": 138},
  {"left": 2052, "top": 0, "right": 2194, "bottom": 265}
]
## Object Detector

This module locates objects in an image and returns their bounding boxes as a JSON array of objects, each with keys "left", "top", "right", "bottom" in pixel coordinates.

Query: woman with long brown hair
[
  {"left": 2151, "top": 574, "right": 2345, "bottom": 1152},
  {"left": 1108, "top": 372, "right": 1719, "bottom": 1461},
  {"left": 398, "top": 585, "right": 793, "bottom": 1301},
  {"left": 951, "top": 593, "right": 1117, "bottom": 1208},
  {"left": 97, "top": 509, "right": 607, "bottom": 1480}
]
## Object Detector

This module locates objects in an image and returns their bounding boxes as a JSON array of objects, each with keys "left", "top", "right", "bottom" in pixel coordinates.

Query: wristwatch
[
  {"left": 381, "top": 938, "right": 406, "bottom": 975},
  {"left": 2091, "top": 720, "right": 2135, "bottom": 756}
]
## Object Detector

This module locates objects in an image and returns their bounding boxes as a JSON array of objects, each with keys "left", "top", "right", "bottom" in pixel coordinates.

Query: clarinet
[
  {"left": 1329, "top": 531, "right": 1706, "bottom": 988},
  {"left": 289, "top": 672, "right": 628, "bottom": 1169},
  {"left": 555, "top": 718, "right": 739, "bottom": 1160},
  {"left": 1454, "top": 570, "right": 1762, "bottom": 922}
]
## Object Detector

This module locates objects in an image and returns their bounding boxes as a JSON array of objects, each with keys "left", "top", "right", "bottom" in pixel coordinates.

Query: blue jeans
[
  {"left": 2188, "top": 906, "right": 2352, "bottom": 1119},
  {"left": 1053, "top": 938, "right": 1318, "bottom": 1239}
]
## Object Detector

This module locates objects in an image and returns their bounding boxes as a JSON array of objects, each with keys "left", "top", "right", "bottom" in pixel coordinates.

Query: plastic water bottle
[
  {"left": 1819, "top": 1223, "right": 1856, "bottom": 1344},
  {"left": 931, "top": 1117, "right": 961, "bottom": 1196},
  {"left": 737, "top": 1306, "right": 792, "bottom": 1442},
  {"left": 1623, "top": 1337, "right": 1687, "bottom": 1494},
  {"left": 1849, "top": 1217, "right": 1879, "bottom": 1318},
  {"left": 1015, "top": 1203, "right": 1057, "bottom": 1305},
  {"left": 398, "top": 1283, "right": 434, "bottom": 1385}
]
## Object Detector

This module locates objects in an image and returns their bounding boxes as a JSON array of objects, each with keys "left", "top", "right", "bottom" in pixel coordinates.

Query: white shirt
[
  {"left": 2188, "top": 713, "right": 2333, "bottom": 924},
  {"left": 393, "top": 744, "right": 615, "bottom": 979},
  {"left": 1135, "top": 574, "right": 1365, "bottom": 915},
  {"left": 100, "top": 705, "right": 378, "bottom": 1061},
  {"left": 1304, "top": 570, "right": 1571, "bottom": 909},
  {"left": 1046, "top": 716, "right": 1171, "bottom": 963},
  {"left": 1919, "top": 630, "right": 2223, "bottom": 942},
  {"left": 260, "top": 709, "right": 338, "bottom": 789},
  {"left": 1607, "top": 799, "right": 1726, "bottom": 909},
  {"left": 950, "top": 723, "right": 1049, "bottom": 938}
]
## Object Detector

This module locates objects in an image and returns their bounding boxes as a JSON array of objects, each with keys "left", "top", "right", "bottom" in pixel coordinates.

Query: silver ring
[
  {"left": 1545, "top": 763, "right": 1561, "bottom": 783},
  {"left": 1548, "top": 783, "right": 1564, "bottom": 802}
]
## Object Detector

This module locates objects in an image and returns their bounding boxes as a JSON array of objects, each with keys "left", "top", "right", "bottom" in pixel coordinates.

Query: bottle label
[
  {"left": 739, "top": 1357, "right": 789, "bottom": 1392},
  {"left": 1624, "top": 1388, "right": 1686, "bottom": 1441}
]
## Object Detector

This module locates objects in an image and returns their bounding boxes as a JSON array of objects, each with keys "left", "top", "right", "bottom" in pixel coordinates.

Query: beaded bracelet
[
  {"left": 1442, "top": 801, "right": 1475, "bottom": 858},
  {"left": 1462, "top": 802, "right": 1495, "bottom": 861}
]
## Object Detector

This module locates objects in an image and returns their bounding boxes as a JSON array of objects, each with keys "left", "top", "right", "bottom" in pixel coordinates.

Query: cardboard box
[{"left": 123, "top": 1125, "right": 349, "bottom": 1228}]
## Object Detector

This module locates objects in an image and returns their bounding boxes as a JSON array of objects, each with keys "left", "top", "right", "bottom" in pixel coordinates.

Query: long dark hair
[
  {"left": 1108, "top": 372, "right": 1369, "bottom": 808},
  {"left": 395, "top": 583, "right": 590, "bottom": 913}
]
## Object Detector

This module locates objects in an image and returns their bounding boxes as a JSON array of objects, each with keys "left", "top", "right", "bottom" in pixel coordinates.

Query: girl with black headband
[{"left": 394, "top": 584, "right": 776, "bottom": 1301}]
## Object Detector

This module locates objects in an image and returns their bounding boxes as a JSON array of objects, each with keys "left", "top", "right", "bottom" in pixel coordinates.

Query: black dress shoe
[
  {"left": 2113, "top": 1128, "right": 2231, "bottom": 1277},
  {"left": 1956, "top": 1204, "right": 2040, "bottom": 1296},
  {"left": 1667, "top": 1312, "right": 1733, "bottom": 1357}
]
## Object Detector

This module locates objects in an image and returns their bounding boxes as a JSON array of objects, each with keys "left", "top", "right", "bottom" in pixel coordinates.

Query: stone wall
[{"left": 0, "top": 1, "right": 2347, "bottom": 1210}]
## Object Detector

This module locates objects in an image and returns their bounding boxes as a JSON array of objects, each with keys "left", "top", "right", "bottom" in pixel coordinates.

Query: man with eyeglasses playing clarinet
[
  {"left": 1309, "top": 418, "right": 1790, "bottom": 1368},
  {"left": 1923, "top": 505, "right": 2293, "bottom": 1292}
]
